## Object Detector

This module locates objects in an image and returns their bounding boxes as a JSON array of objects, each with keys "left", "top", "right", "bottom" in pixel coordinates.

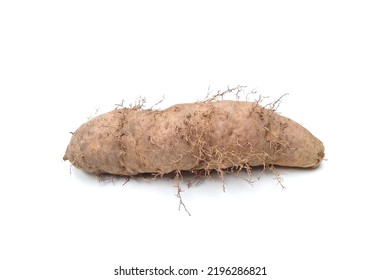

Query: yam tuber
[{"left": 63, "top": 100, "right": 324, "bottom": 176}]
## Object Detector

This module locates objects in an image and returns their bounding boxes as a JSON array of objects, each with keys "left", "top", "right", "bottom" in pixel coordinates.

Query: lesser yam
[{"left": 63, "top": 100, "right": 324, "bottom": 176}]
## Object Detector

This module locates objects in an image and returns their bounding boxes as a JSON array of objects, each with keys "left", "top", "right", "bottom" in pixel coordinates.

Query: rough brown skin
[{"left": 63, "top": 101, "right": 324, "bottom": 176}]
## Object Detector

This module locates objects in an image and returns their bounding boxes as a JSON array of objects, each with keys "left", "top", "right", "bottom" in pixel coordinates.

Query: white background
[{"left": 1, "top": 1, "right": 380, "bottom": 279}]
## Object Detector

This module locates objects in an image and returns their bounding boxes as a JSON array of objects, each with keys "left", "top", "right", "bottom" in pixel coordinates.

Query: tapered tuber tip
[
  {"left": 305, "top": 138, "right": 325, "bottom": 168},
  {"left": 63, "top": 149, "right": 69, "bottom": 161},
  {"left": 313, "top": 142, "right": 325, "bottom": 168}
]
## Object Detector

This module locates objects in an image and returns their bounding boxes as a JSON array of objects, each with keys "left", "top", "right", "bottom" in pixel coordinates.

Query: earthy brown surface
[{"left": 63, "top": 101, "right": 324, "bottom": 176}]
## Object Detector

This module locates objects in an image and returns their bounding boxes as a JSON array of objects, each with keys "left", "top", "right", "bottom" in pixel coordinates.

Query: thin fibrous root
[
  {"left": 174, "top": 170, "right": 191, "bottom": 216},
  {"left": 268, "top": 165, "right": 286, "bottom": 189}
]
